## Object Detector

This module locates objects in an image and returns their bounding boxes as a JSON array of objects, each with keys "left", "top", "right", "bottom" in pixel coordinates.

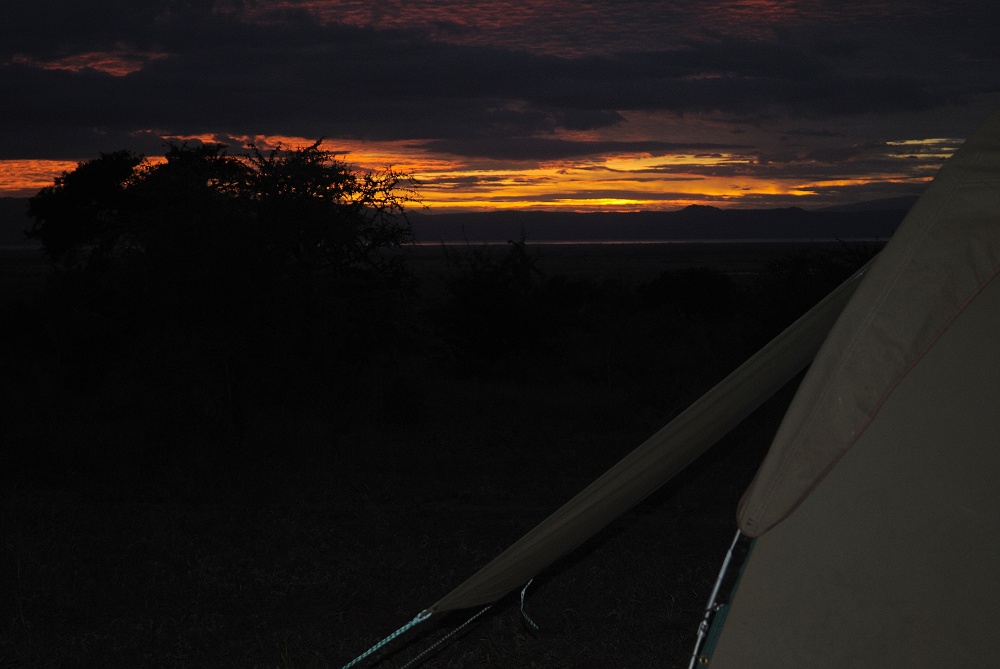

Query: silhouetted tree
[
  {"left": 438, "top": 237, "right": 589, "bottom": 363},
  {"left": 26, "top": 141, "right": 419, "bottom": 436},
  {"left": 28, "top": 141, "right": 415, "bottom": 280},
  {"left": 27, "top": 150, "right": 145, "bottom": 270},
  {"left": 756, "top": 244, "right": 880, "bottom": 333},
  {"left": 245, "top": 142, "right": 413, "bottom": 279},
  {"left": 640, "top": 266, "right": 739, "bottom": 323}
]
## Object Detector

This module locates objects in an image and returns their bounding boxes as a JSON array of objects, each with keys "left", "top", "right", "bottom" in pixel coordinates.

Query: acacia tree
[
  {"left": 243, "top": 141, "right": 415, "bottom": 283},
  {"left": 27, "top": 141, "right": 420, "bottom": 425},
  {"left": 28, "top": 141, "right": 416, "bottom": 279},
  {"left": 27, "top": 150, "right": 145, "bottom": 270}
]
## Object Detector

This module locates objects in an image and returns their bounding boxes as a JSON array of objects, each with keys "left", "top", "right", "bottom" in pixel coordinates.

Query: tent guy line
[
  {"left": 687, "top": 529, "right": 746, "bottom": 669},
  {"left": 339, "top": 610, "right": 431, "bottom": 669}
]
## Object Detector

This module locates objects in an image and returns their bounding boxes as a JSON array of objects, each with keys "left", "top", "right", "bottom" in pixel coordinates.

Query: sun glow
[
  {"left": 410, "top": 155, "right": 818, "bottom": 212},
  {"left": 0, "top": 134, "right": 951, "bottom": 210},
  {"left": 0, "top": 160, "right": 84, "bottom": 198}
]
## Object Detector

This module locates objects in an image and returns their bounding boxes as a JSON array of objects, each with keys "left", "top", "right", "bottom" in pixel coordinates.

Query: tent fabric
[
  {"left": 705, "top": 263, "right": 1000, "bottom": 667},
  {"left": 737, "top": 108, "right": 1000, "bottom": 537},
  {"left": 429, "top": 256, "right": 872, "bottom": 613},
  {"left": 705, "top": 107, "right": 1000, "bottom": 666}
]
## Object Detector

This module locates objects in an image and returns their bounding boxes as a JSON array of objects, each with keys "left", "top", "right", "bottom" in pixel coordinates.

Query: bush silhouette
[
  {"left": 756, "top": 243, "right": 880, "bottom": 333},
  {"left": 640, "top": 266, "right": 740, "bottom": 323},
  {"left": 26, "top": 141, "right": 419, "bottom": 443},
  {"left": 438, "top": 238, "right": 590, "bottom": 364}
]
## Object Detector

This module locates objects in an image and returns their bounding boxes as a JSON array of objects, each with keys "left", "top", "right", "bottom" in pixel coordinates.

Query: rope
[
  {"left": 687, "top": 530, "right": 743, "bottom": 669},
  {"left": 398, "top": 605, "right": 493, "bottom": 669},
  {"left": 341, "top": 577, "right": 540, "bottom": 669},
  {"left": 340, "top": 609, "right": 432, "bottom": 669},
  {"left": 519, "top": 579, "right": 539, "bottom": 631}
]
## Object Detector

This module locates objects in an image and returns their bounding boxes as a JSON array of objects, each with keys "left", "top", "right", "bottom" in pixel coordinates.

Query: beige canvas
[
  {"left": 738, "top": 108, "right": 1000, "bottom": 536},
  {"left": 707, "top": 270, "right": 1000, "bottom": 667}
]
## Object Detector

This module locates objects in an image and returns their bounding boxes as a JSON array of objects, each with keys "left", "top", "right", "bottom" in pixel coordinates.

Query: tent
[
  {"left": 344, "top": 108, "right": 1000, "bottom": 668},
  {"left": 693, "top": 109, "right": 1000, "bottom": 667}
]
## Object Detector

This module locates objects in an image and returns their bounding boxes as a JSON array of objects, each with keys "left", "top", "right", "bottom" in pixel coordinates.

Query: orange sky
[
  {"left": 3, "top": 0, "right": 987, "bottom": 212},
  {"left": 0, "top": 134, "right": 949, "bottom": 212}
]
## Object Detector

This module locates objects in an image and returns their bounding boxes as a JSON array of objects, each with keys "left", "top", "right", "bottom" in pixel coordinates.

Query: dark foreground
[{"left": 1, "top": 241, "right": 874, "bottom": 668}]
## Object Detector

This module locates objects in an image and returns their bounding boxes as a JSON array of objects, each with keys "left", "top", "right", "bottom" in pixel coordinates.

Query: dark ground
[{"left": 0, "top": 240, "right": 872, "bottom": 668}]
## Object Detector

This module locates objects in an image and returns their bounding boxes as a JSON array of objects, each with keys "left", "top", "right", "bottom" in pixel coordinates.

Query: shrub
[
  {"left": 24, "top": 141, "right": 420, "bottom": 443},
  {"left": 437, "top": 238, "right": 590, "bottom": 365}
]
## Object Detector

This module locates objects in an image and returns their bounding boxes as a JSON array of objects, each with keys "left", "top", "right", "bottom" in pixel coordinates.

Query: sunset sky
[{"left": 2, "top": 0, "right": 998, "bottom": 211}]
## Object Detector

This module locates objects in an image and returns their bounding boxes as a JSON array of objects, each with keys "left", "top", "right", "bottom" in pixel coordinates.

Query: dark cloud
[
  {"left": 629, "top": 151, "right": 942, "bottom": 182},
  {"left": 0, "top": 1, "right": 233, "bottom": 55},
  {"left": 417, "top": 174, "right": 512, "bottom": 190},
  {"left": 1, "top": 0, "right": 997, "bottom": 213},
  {"left": 795, "top": 180, "right": 931, "bottom": 205},
  {"left": 446, "top": 188, "right": 718, "bottom": 204},
  {"left": 784, "top": 128, "right": 843, "bottom": 138},
  {"left": 1, "top": 29, "right": 955, "bottom": 162},
  {"left": 417, "top": 138, "right": 752, "bottom": 162}
]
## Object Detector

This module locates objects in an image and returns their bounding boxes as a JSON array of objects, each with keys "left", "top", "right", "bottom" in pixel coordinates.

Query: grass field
[{"left": 1, "top": 240, "right": 873, "bottom": 668}]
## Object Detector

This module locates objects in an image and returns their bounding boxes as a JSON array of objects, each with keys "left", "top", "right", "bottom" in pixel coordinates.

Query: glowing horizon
[
  {"left": 0, "top": 133, "right": 950, "bottom": 211},
  {"left": 2, "top": 1, "right": 993, "bottom": 215}
]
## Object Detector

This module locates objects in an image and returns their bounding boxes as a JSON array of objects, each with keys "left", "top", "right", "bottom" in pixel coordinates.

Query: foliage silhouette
[
  {"left": 29, "top": 142, "right": 415, "bottom": 278},
  {"left": 437, "top": 237, "right": 591, "bottom": 365},
  {"left": 26, "top": 150, "right": 144, "bottom": 270},
  {"left": 26, "top": 141, "right": 419, "bottom": 442},
  {"left": 14, "top": 154, "right": 883, "bottom": 490},
  {"left": 755, "top": 242, "right": 881, "bottom": 333},
  {"left": 639, "top": 266, "right": 740, "bottom": 323}
]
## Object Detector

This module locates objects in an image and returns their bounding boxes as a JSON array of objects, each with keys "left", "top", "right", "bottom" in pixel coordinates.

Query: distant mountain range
[
  {"left": 408, "top": 197, "right": 916, "bottom": 244},
  {"left": 1, "top": 196, "right": 917, "bottom": 249},
  {"left": 815, "top": 195, "right": 920, "bottom": 213}
]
